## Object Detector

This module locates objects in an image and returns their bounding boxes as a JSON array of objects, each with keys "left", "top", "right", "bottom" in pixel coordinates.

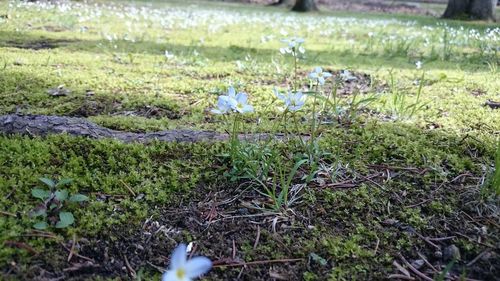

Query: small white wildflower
[
  {"left": 308, "top": 67, "right": 332, "bottom": 85},
  {"left": 274, "top": 88, "right": 306, "bottom": 112},
  {"left": 165, "top": 50, "right": 175, "bottom": 60},
  {"left": 162, "top": 244, "right": 212, "bottom": 281}
]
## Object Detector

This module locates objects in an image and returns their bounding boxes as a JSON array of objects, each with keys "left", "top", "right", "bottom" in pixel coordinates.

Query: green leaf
[
  {"left": 286, "top": 159, "right": 308, "bottom": 188},
  {"left": 33, "top": 221, "right": 48, "bottom": 230},
  {"left": 39, "top": 177, "right": 55, "bottom": 188},
  {"left": 31, "top": 188, "right": 50, "bottom": 200},
  {"left": 69, "top": 194, "right": 89, "bottom": 202},
  {"left": 55, "top": 221, "right": 69, "bottom": 228},
  {"left": 435, "top": 260, "right": 455, "bottom": 281},
  {"left": 31, "top": 207, "right": 47, "bottom": 217},
  {"left": 56, "top": 178, "right": 73, "bottom": 187},
  {"left": 55, "top": 190, "right": 69, "bottom": 201},
  {"left": 55, "top": 212, "right": 74, "bottom": 228},
  {"left": 309, "top": 253, "right": 328, "bottom": 266}
]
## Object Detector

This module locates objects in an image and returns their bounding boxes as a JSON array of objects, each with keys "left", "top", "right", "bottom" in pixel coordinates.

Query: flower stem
[
  {"left": 292, "top": 113, "right": 305, "bottom": 148},
  {"left": 231, "top": 114, "right": 239, "bottom": 158},
  {"left": 293, "top": 51, "right": 298, "bottom": 92},
  {"left": 309, "top": 82, "right": 319, "bottom": 164}
]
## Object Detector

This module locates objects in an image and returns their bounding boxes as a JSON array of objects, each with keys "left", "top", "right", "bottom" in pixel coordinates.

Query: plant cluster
[
  {"left": 30, "top": 177, "right": 88, "bottom": 230},
  {"left": 208, "top": 38, "right": 353, "bottom": 210}
]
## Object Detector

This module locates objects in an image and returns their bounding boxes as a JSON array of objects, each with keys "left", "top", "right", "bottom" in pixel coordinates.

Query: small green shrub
[{"left": 30, "top": 177, "right": 88, "bottom": 230}]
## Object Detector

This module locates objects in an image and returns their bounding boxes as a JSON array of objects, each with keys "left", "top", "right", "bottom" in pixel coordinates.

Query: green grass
[{"left": 0, "top": 0, "right": 499, "bottom": 280}]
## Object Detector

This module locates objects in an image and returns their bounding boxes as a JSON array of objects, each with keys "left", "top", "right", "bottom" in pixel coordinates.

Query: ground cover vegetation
[{"left": 0, "top": 0, "right": 499, "bottom": 280}]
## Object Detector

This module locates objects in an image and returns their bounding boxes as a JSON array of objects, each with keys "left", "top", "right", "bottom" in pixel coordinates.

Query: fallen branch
[
  {"left": 323, "top": 172, "right": 383, "bottom": 189},
  {"left": 60, "top": 242, "right": 95, "bottom": 263},
  {"left": 388, "top": 274, "right": 415, "bottom": 280},
  {"left": 398, "top": 253, "right": 433, "bottom": 281},
  {"left": 122, "top": 254, "right": 136, "bottom": 278},
  {"left": 0, "top": 210, "right": 16, "bottom": 217},
  {"left": 212, "top": 258, "right": 303, "bottom": 268},
  {"left": 62, "top": 261, "right": 99, "bottom": 272},
  {"left": 67, "top": 233, "right": 77, "bottom": 262},
  {"left": 4, "top": 240, "right": 38, "bottom": 255},
  {"left": 466, "top": 249, "right": 491, "bottom": 267},
  {"left": 0, "top": 114, "right": 298, "bottom": 143},
  {"left": 120, "top": 179, "right": 136, "bottom": 197},
  {"left": 23, "top": 230, "right": 59, "bottom": 240}
]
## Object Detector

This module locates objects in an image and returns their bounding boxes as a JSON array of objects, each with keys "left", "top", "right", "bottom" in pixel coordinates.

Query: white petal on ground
[{"left": 184, "top": 257, "right": 212, "bottom": 278}]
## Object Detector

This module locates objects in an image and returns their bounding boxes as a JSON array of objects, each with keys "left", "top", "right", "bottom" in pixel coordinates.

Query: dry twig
[
  {"left": 398, "top": 253, "right": 433, "bottom": 281},
  {"left": 213, "top": 258, "right": 303, "bottom": 268}
]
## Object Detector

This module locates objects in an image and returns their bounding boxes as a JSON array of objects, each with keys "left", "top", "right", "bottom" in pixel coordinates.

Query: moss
[
  {"left": 428, "top": 201, "right": 454, "bottom": 215},
  {"left": 303, "top": 271, "right": 319, "bottom": 281},
  {"left": 0, "top": 135, "right": 220, "bottom": 263},
  {"left": 0, "top": 0, "right": 498, "bottom": 279}
]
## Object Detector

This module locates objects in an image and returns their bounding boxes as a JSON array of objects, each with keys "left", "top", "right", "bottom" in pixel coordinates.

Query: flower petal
[
  {"left": 235, "top": 93, "right": 248, "bottom": 104},
  {"left": 323, "top": 72, "right": 332, "bottom": 78},
  {"left": 273, "top": 88, "right": 283, "bottom": 100},
  {"left": 227, "top": 98, "right": 238, "bottom": 108},
  {"left": 184, "top": 257, "right": 212, "bottom": 278},
  {"left": 162, "top": 269, "right": 180, "bottom": 281},
  {"left": 318, "top": 77, "right": 325, "bottom": 85},
  {"left": 275, "top": 93, "right": 286, "bottom": 102},
  {"left": 210, "top": 109, "right": 223, "bottom": 114},
  {"left": 217, "top": 96, "right": 228, "bottom": 106},
  {"left": 170, "top": 244, "right": 187, "bottom": 269},
  {"left": 314, "top": 66, "right": 322, "bottom": 73},
  {"left": 227, "top": 86, "right": 236, "bottom": 98},
  {"left": 293, "top": 92, "right": 304, "bottom": 101},
  {"left": 242, "top": 104, "right": 254, "bottom": 113}
]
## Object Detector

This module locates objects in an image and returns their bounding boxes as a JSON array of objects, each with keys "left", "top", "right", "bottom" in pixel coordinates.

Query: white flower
[
  {"left": 274, "top": 88, "right": 306, "bottom": 112},
  {"left": 260, "top": 34, "right": 274, "bottom": 43},
  {"left": 415, "top": 61, "right": 422, "bottom": 69},
  {"left": 211, "top": 89, "right": 236, "bottom": 114},
  {"left": 280, "top": 37, "right": 305, "bottom": 54},
  {"left": 211, "top": 87, "right": 253, "bottom": 114},
  {"left": 339, "top": 70, "right": 357, "bottom": 82},
  {"left": 308, "top": 67, "right": 332, "bottom": 85},
  {"left": 165, "top": 50, "right": 175, "bottom": 60},
  {"left": 162, "top": 244, "right": 212, "bottom": 281},
  {"left": 233, "top": 92, "right": 254, "bottom": 113}
]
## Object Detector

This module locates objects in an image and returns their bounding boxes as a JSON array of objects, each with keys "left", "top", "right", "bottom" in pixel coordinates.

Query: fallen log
[{"left": 0, "top": 114, "right": 289, "bottom": 143}]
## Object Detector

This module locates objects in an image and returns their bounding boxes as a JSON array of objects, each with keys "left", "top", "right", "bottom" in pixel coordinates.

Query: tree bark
[
  {"left": 292, "top": 0, "right": 318, "bottom": 12},
  {"left": 442, "top": 0, "right": 496, "bottom": 21},
  {"left": 0, "top": 114, "right": 297, "bottom": 143}
]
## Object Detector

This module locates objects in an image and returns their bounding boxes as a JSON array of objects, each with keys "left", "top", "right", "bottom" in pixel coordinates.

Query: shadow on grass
[{"left": 0, "top": 30, "right": 493, "bottom": 73}]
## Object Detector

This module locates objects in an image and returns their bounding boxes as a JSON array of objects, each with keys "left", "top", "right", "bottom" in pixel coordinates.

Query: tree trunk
[
  {"left": 442, "top": 0, "right": 496, "bottom": 21},
  {"left": 292, "top": 0, "right": 317, "bottom": 12}
]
